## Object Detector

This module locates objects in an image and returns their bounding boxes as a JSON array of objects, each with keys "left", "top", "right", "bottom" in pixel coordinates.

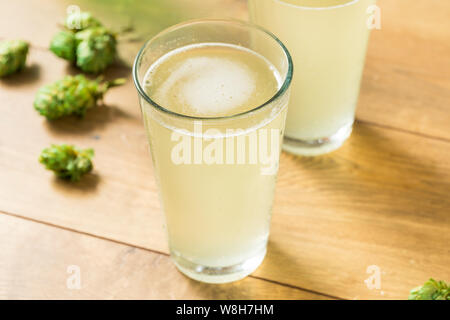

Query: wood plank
[
  {"left": 0, "top": 48, "right": 449, "bottom": 299},
  {"left": 265, "top": 124, "right": 450, "bottom": 299},
  {"left": 0, "top": 0, "right": 448, "bottom": 139},
  {"left": 1, "top": 0, "right": 449, "bottom": 300},
  {"left": 0, "top": 0, "right": 247, "bottom": 65},
  {"left": 358, "top": 0, "right": 450, "bottom": 140},
  {"left": 0, "top": 213, "right": 326, "bottom": 299},
  {"left": 0, "top": 48, "right": 168, "bottom": 252}
]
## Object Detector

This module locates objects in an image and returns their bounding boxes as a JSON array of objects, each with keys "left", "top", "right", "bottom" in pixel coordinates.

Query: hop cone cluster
[
  {"left": 39, "top": 144, "right": 94, "bottom": 181},
  {"left": 409, "top": 279, "right": 449, "bottom": 300},
  {"left": 50, "top": 11, "right": 117, "bottom": 73},
  {"left": 0, "top": 40, "right": 29, "bottom": 77},
  {"left": 34, "top": 74, "right": 125, "bottom": 120}
]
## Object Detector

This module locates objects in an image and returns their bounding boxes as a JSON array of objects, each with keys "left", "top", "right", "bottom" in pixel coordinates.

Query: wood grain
[
  {"left": 358, "top": 0, "right": 450, "bottom": 140},
  {"left": 0, "top": 0, "right": 247, "bottom": 65},
  {"left": 0, "top": 0, "right": 448, "bottom": 139},
  {"left": 0, "top": 0, "right": 449, "bottom": 300},
  {"left": 266, "top": 123, "right": 450, "bottom": 299},
  {"left": 0, "top": 47, "right": 449, "bottom": 299},
  {"left": 0, "top": 213, "right": 326, "bottom": 299}
]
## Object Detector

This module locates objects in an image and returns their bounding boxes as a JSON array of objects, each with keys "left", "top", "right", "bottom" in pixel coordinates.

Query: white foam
[
  {"left": 156, "top": 56, "right": 256, "bottom": 116},
  {"left": 144, "top": 43, "right": 286, "bottom": 135}
]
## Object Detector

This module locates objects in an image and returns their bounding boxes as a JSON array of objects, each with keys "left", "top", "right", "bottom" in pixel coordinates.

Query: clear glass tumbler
[
  {"left": 249, "top": 0, "right": 376, "bottom": 156},
  {"left": 133, "top": 20, "right": 293, "bottom": 283}
]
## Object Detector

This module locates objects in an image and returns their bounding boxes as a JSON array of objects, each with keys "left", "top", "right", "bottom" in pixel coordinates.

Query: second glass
[
  {"left": 249, "top": 0, "right": 375, "bottom": 155},
  {"left": 133, "top": 20, "right": 292, "bottom": 283}
]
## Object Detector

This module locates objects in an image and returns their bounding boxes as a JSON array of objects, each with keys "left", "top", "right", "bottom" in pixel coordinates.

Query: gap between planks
[
  {"left": 355, "top": 119, "right": 450, "bottom": 144},
  {"left": 0, "top": 208, "right": 344, "bottom": 300}
]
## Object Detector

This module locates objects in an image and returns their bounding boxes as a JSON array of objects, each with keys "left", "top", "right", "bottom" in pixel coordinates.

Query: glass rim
[
  {"left": 274, "top": 0, "right": 362, "bottom": 11},
  {"left": 132, "top": 19, "right": 293, "bottom": 121}
]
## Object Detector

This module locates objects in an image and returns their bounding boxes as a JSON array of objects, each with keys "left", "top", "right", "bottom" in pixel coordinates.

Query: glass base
[
  {"left": 172, "top": 248, "right": 266, "bottom": 284},
  {"left": 283, "top": 122, "right": 353, "bottom": 156}
]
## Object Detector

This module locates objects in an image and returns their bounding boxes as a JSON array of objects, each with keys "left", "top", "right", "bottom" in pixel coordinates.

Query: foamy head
[
  {"left": 172, "top": 57, "right": 255, "bottom": 115},
  {"left": 145, "top": 43, "right": 281, "bottom": 118}
]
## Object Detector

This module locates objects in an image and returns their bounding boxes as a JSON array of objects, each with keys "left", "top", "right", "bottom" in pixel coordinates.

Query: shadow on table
[
  {"left": 186, "top": 277, "right": 265, "bottom": 300},
  {"left": 183, "top": 241, "right": 325, "bottom": 300},
  {"left": 64, "top": 59, "right": 132, "bottom": 80},
  {"left": 263, "top": 240, "right": 335, "bottom": 299},
  {"left": 51, "top": 172, "right": 101, "bottom": 193},
  {"left": 287, "top": 121, "right": 445, "bottom": 197},
  {"left": 284, "top": 120, "right": 449, "bottom": 239},
  {"left": 0, "top": 63, "right": 41, "bottom": 86},
  {"left": 43, "top": 103, "right": 134, "bottom": 136}
]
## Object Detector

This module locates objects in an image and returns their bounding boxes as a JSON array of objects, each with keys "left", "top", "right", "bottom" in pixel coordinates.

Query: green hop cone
[
  {"left": 0, "top": 40, "right": 29, "bottom": 77},
  {"left": 65, "top": 11, "right": 102, "bottom": 31},
  {"left": 34, "top": 74, "right": 125, "bottom": 120},
  {"left": 49, "top": 11, "right": 118, "bottom": 73},
  {"left": 75, "top": 27, "right": 117, "bottom": 73},
  {"left": 409, "top": 279, "right": 450, "bottom": 300},
  {"left": 49, "top": 31, "right": 76, "bottom": 62},
  {"left": 39, "top": 144, "right": 94, "bottom": 181}
]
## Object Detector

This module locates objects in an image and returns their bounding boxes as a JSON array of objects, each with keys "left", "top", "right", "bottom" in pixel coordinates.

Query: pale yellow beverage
[
  {"left": 143, "top": 44, "right": 283, "bottom": 277},
  {"left": 134, "top": 20, "right": 292, "bottom": 283},
  {"left": 249, "top": 0, "right": 376, "bottom": 155}
]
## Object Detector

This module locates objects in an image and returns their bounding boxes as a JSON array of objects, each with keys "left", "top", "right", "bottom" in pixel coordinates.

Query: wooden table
[{"left": 0, "top": 0, "right": 448, "bottom": 300}]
